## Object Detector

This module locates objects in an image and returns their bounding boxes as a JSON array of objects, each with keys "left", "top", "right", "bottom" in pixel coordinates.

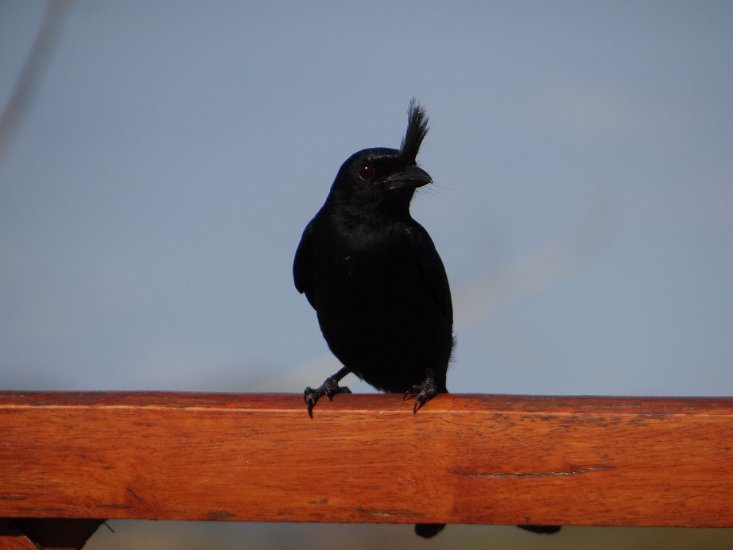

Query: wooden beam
[{"left": 1, "top": 392, "right": 732, "bottom": 528}]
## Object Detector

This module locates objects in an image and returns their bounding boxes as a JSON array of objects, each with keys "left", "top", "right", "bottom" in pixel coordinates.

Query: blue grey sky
[
  {"left": 2, "top": 1, "right": 732, "bottom": 399},
  {"left": 2, "top": 3, "right": 733, "bottom": 549}
]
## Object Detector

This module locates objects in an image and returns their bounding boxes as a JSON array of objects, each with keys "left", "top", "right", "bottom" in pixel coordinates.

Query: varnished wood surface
[{"left": 1, "top": 392, "right": 732, "bottom": 527}]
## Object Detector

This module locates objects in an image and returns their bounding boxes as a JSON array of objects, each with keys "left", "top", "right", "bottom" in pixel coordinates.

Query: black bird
[
  {"left": 293, "top": 100, "right": 452, "bottom": 414},
  {"left": 293, "top": 100, "right": 452, "bottom": 537}
]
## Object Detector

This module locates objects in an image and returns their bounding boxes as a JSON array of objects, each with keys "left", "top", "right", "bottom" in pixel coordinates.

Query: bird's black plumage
[{"left": 294, "top": 100, "right": 453, "bottom": 410}]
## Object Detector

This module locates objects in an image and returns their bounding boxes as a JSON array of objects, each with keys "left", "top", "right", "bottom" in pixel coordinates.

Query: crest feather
[{"left": 400, "top": 98, "right": 429, "bottom": 164}]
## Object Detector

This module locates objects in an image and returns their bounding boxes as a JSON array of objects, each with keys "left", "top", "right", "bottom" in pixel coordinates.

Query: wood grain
[{"left": 1, "top": 392, "right": 732, "bottom": 527}]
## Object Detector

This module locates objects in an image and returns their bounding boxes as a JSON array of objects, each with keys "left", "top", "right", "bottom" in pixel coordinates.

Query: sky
[{"left": 1, "top": 1, "right": 732, "bottom": 548}]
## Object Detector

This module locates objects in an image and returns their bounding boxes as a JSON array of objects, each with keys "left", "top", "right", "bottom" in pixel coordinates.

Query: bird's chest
[{"left": 314, "top": 226, "right": 420, "bottom": 306}]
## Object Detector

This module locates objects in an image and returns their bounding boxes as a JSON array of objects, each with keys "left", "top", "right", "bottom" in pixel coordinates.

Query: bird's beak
[{"left": 384, "top": 165, "right": 432, "bottom": 190}]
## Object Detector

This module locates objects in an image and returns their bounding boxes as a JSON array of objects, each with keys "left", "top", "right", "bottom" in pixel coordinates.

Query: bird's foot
[
  {"left": 404, "top": 369, "right": 438, "bottom": 413},
  {"left": 304, "top": 377, "right": 351, "bottom": 418}
]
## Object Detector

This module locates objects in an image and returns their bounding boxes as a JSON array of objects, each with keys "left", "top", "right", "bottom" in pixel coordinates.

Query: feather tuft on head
[{"left": 400, "top": 98, "right": 429, "bottom": 164}]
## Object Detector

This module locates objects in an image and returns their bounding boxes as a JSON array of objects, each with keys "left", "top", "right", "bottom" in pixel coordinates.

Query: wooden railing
[{"left": 1, "top": 392, "right": 732, "bottom": 548}]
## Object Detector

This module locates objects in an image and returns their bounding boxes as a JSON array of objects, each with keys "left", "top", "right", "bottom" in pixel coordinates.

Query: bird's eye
[{"left": 357, "top": 163, "right": 375, "bottom": 181}]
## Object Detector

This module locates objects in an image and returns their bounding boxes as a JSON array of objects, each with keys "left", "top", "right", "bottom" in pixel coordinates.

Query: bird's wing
[
  {"left": 406, "top": 223, "right": 453, "bottom": 325},
  {"left": 293, "top": 220, "right": 316, "bottom": 304}
]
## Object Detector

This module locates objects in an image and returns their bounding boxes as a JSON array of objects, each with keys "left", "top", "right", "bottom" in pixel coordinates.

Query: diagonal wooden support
[
  {"left": 0, "top": 520, "right": 36, "bottom": 550},
  {"left": 0, "top": 519, "right": 102, "bottom": 550},
  {"left": 0, "top": 391, "right": 732, "bottom": 548}
]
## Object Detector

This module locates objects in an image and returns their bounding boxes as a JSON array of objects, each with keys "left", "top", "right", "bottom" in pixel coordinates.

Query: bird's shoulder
[
  {"left": 293, "top": 218, "right": 317, "bottom": 296},
  {"left": 292, "top": 208, "right": 351, "bottom": 294}
]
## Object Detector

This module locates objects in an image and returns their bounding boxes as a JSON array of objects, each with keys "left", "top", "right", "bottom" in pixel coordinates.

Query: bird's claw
[
  {"left": 303, "top": 377, "right": 351, "bottom": 418},
  {"left": 404, "top": 370, "right": 438, "bottom": 413}
]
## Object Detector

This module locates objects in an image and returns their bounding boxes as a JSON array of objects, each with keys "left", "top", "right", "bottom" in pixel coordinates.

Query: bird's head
[{"left": 328, "top": 100, "right": 432, "bottom": 212}]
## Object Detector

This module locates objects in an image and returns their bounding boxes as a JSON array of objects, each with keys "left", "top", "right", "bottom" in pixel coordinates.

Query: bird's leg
[
  {"left": 404, "top": 368, "right": 439, "bottom": 413},
  {"left": 304, "top": 366, "right": 352, "bottom": 418}
]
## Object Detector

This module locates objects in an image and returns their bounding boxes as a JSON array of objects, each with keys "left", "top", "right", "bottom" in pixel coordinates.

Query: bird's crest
[{"left": 400, "top": 98, "right": 429, "bottom": 164}]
